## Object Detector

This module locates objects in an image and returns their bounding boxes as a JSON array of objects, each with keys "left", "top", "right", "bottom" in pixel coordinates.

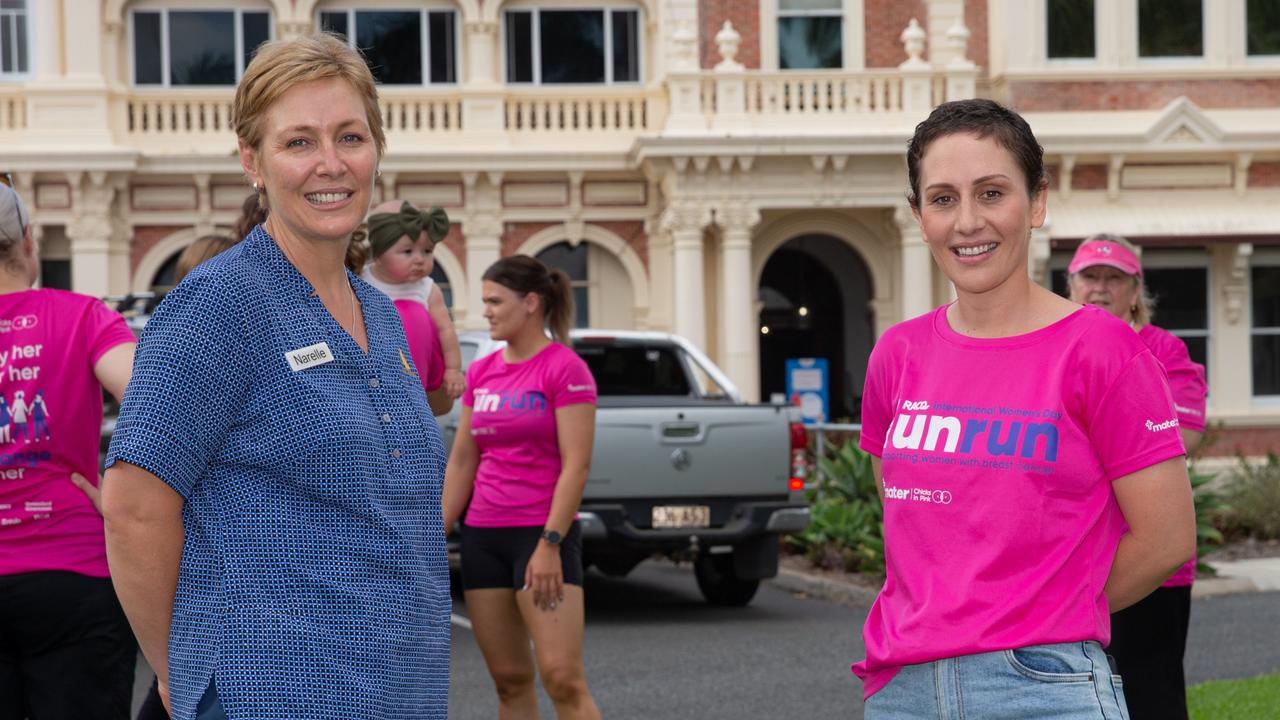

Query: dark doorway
[{"left": 758, "top": 234, "right": 873, "bottom": 422}]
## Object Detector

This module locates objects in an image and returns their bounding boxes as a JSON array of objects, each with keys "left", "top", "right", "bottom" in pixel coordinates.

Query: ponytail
[
  {"left": 482, "top": 255, "right": 576, "bottom": 344},
  {"left": 545, "top": 267, "right": 574, "bottom": 345}
]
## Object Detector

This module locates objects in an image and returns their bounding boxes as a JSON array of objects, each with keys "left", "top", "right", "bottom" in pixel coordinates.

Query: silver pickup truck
[{"left": 445, "top": 330, "right": 811, "bottom": 606}]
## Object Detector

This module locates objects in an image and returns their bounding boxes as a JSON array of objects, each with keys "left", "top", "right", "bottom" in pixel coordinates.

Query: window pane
[
  {"left": 430, "top": 264, "right": 451, "bottom": 309},
  {"left": 428, "top": 11, "right": 456, "bottom": 83},
  {"left": 1138, "top": 0, "right": 1203, "bottom": 57},
  {"left": 778, "top": 16, "right": 842, "bottom": 69},
  {"left": 536, "top": 242, "right": 588, "bottom": 280},
  {"left": 780, "top": 0, "right": 841, "bottom": 10},
  {"left": 0, "top": 0, "right": 26, "bottom": 9},
  {"left": 15, "top": 12, "right": 25, "bottom": 72},
  {"left": 169, "top": 11, "right": 236, "bottom": 85},
  {"left": 1253, "top": 266, "right": 1280, "bottom": 328},
  {"left": 1179, "top": 335, "right": 1208, "bottom": 377},
  {"left": 1248, "top": 0, "right": 1280, "bottom": 55},
  {"left": 611, "top": 10, "right": 640, "bottom": 82},
  {"left": 1145, "top": 267, "right": 1207, "bottom": 331},
  {"left": 505, "top": 11, "right": 534, "bottom": 83},
  {"left": 574, "top": 344, "right": 692, "bottom": 396},
  {"left": 320, "top": 11, "right": 348, "bottom": 40},
  {"left": 1047, "top": 0, "right": 1095, "bottom": 59},
  {"left": 133, "top": 12, "right": 163, "bottom": 84},
  {"left": 356, "top": 11, "right": 422, "bottom": 85},
  {"left": 540, "top": 11, "right": 605, "bottom": 84},
  {"left": 1253, "top": 335, "right": 1280, "bottom": 395},
  {"left": 38, "top": 260, "right": 71, "bottom": 291},
  {"left": 242, "top": 12, "right": 270, "bottom": 71},
  {"left": 573, "top": 286, "right": 589, "bottom": 328},
  {"left": 1, "top": 16, "right": 12, "bottom": 73}
]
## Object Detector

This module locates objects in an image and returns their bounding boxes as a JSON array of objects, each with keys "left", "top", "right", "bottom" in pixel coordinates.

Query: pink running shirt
[
  {"left": 1139, "top": 324, "right": 1207, "bottom": 587},
  {"left": 854, "top": 305, "right": 1185, "bottom": 699},
  {"left": 0, "top": 289, "right": 135, "bottom": 578},
  {"left": 463, "top": 342, "right": 596, "bottom": 527},
  {"left": 361, "top": 270, "right": 445, "bottom": 394}
]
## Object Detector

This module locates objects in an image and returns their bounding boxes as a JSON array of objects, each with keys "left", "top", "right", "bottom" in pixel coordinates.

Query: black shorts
[{"left": 460, "top": 522, "right": 583, "bottom": 591}]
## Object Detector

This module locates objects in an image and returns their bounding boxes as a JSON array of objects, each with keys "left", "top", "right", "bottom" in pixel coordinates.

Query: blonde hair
[
  {"left": 175, "top": 234, "right": 239, "bottom": 284},
  {"left": 1070, "top": 232, "right": 1157, "bottom": 326},
  {"left": 233, "top": 33, "right": 386, "bottom": 165}
]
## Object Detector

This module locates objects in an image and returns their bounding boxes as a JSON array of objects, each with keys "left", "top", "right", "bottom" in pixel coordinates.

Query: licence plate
[{"left": 651, "top": 505, "right": 711, "bottom": 529}]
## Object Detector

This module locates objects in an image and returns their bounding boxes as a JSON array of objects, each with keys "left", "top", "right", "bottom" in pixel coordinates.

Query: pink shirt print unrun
[
  {"left": 853, "top": 304, "right": 1185, "bottom": 699},
  {"left": 0, "top": 289, "right": 135, "bottom": 578},
  {"left": 463, "top": 342, "right": 596, "bottom": 527}
]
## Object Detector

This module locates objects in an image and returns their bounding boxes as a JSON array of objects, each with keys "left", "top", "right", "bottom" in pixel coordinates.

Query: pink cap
[{"left": 1067, "top": 240, "right": 1142, "bottom": 277}]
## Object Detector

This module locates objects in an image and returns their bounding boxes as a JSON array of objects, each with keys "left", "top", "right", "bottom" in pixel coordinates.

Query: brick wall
[
  {"left": 1070, "top": 164, "right": 1107, "bottom": 191},
  {"left": 1248, "top": 162, "right": 1280, "bottom": 188},
  {"left": 1010, "top": 79, "right": 1280, "bottom": 112},
  {"left": 1202, "top": 426, "right": 1280, "bottom": 458},
  {"left": 501, "top": 221, "right": 557, "bottom": 257},
  {"left": 700, "top": 0, "right": 760, "bottom": 69},
  {"left": 965, "top": 0, "right": 988, "bottom": 70},
  {"left": 864, "top": 0, "right": 926, "bottom": 68},
  {"left": 130, "top": 225, "right": 189, "bottom": 276},
  {"left": 593, "top": 220, "right": 649, "bottom": 269},
  {"left": 1045, "top": 165, "right": 1060, "bottom": 191}
]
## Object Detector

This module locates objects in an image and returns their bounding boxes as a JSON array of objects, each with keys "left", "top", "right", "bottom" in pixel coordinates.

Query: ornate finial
[
  {"left": 899, "top": 18, "right": 927, "bottom": 69},
  {"left": 715, "top": 21, "right": 744, "bottom": 72},
  {"left": 945, "top": 18, "right": 975, "bottom": 69}
]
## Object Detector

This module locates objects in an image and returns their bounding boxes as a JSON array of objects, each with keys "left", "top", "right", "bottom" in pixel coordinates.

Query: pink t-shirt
[
  {"left": 854, "top": 305, "right": 1185, "bottom": 699},
  {"left": 463, "top": 342, "right": 596, "bottom": 527},
  {"left": 0, "top": 289, "right": 135, "bottom": 578},
  {"left": 361, "top": 269, "right": 444, "bottom": 393},
  {"left": 1140, "top": 324, "right": 1207, "bottom": 587}
]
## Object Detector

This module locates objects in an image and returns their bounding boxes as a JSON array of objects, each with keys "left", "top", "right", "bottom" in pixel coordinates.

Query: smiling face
[
  {"left": 239, "top": 77, "right": 377, "bottom": 247},
  {"left": 375, "top": 232, "right": 435, "bottom": 284},
  {"left": 913, "top": 132, "right": 1047, "bottom": 298},
  {"left": 1068, "top": 265, "right": 1141, "bottom": 321},
  {"left": 481, "top": 280, "right": 539, "bottom": 342}
]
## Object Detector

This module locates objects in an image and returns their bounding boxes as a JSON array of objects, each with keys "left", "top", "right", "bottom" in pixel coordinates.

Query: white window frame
[
  {"left": 1249, "top": 248, "right": 1280, "bottom": 402},
  {"left": 1043, "top": 0, "right": 1100, "bottom": 66},
  {"left": 318, "top": 7, "right": 460, "bottom": 86},
  {"left": 1135, "top": 0, "right": 1207, "bottom": 64},
  {"left": 761, "top": 0, "right": 863, "bottom": 71},
  {"left": 129, "top": 7, "right": 273, "bottom": 87},
  {"left": 0, "top": 0, "right": 32, "bottom": 80},
  {"left": 501, "top": 6, "right": 644, "bottom": 86}
]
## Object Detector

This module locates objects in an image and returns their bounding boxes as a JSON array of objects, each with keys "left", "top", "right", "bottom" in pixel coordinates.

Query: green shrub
[
  {"left": 1190, "top": 467, "right": 1228, "bottom": 574},
  {"left": 1220, "top": 452, "right": 1280, "bottom": 540},
  {"left": 786, "top": 440, "right": 885, "bottom": 576}
]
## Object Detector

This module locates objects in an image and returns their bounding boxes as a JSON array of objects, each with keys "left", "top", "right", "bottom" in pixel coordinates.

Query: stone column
[
  {"left": 894, "top": 205, "right": 932, "bottom": 320},
  {"left": 66, "top": 172, "right": 115, "bottom": 298},
  {"left": 717, "top": 204, "right": 761, "bottom": 401},
  {"left": 459, "top": 172, "right": 504, "bottom": 330},
  {"left": 461, "top": 21, "right": 505, "bottom": 134},
  {"left": 664, "top": 205, "right": 709, "bottom": 350},
  {"left": 1210, "top": 243, "right": 1253, "bottom": 417}
]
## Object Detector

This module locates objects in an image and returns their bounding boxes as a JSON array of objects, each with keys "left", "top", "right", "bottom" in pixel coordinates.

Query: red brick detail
[
  {"left": 864, "top": 0, "right": 926, "bottom": 68},
  {"left": 1248, "top": 161, "right": 1280, "bottom": 188},
  {"left": 1071, "top": 164, "right": 1107, "bottom": 191},
  {"left": 1046, "top": 165, "right": 1061, "bottom": 191},
  {"left": 1200, "top": 426, "right": 1280, "bottom": 458},
  {"left": 501, "top": 222, "right": 558, "bottom": 257},
  {"left": 592, "top": 220, "right": 649, "bottom": 271},
  {"left": 131, "top": 225, "right": 190, "bottom": 276},
  {"left": 700, "top": 0, "right": 761, "bottom": 69},
  {"left": 1009, "top": 79, "right": 1280, "bottom": 112},
  {"left": 439, "top": 224, "right": 465, "bottom": 271},
  {"left": 964, "top": 0, "right": 988, "bottom": 72}
]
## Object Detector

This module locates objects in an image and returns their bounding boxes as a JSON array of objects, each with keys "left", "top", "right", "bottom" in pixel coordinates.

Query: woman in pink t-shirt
[
  {"left": 855, "top": 100, "right": 1195, "bottom": 719},
  {"left": 443, "top": 255, "right": 602, "bottom": 720},
  {"left": 1068, "top": 233, "right": 1207, "bottom": 720}
]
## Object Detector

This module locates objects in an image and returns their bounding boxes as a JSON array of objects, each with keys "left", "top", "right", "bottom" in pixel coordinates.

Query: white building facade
[{"left": 1, "top": 0, "right": 1278, "bottom": 454}]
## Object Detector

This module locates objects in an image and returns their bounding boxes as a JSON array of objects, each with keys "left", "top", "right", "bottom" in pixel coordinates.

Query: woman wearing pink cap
[{"left": 1068, "top": 233, "right": 1207, "bottom": 720}]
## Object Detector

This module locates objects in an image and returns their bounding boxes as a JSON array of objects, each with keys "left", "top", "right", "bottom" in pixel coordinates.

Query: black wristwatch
[{"left": 541, "top": 528, "right": 563, "bottom": 546}]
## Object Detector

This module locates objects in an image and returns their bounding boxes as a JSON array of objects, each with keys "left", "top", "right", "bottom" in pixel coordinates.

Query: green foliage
[
  {"left": 1220, "top": 452, "right": 1280, "bottom": 540},
  {"left": 1190, "top": 467, "right": 1228, "bottom": 574},
  {"left": 1188, "top": 673, "right": 1280, "bottom": 720},
  {"left": 786, "top": 440, "right": 885, "bottom": 576}
]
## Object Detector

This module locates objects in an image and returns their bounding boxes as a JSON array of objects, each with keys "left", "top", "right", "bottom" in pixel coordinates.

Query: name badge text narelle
[{"left": 286, "top": 342, "right": 335, "bottom": 372}]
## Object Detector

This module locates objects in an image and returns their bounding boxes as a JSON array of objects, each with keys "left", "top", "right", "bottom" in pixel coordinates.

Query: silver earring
[
  {"left": 252, "top": 181, "right": 259, "bottom": 190},
  {"left": 376, "top": 168, "right": 382, "bottom": 178}
]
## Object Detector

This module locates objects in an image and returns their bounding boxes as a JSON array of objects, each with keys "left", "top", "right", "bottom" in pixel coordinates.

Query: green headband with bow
[{"left": 366, "top": 201, "right": 450, "bottom": 259}]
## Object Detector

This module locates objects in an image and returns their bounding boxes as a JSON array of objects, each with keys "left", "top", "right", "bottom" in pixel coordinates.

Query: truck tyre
[{"left": 694, "top": 552, "right": 760, "bottom": 607}]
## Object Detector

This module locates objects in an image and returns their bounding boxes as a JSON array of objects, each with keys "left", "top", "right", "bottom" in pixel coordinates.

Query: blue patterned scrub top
[{"left": 107, "top": 227, "right": 449, "bottom": 720}]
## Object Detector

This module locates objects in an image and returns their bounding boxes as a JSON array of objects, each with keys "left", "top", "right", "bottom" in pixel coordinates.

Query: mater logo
[
  {"left": 0, "top": 315, "right": 38, "bottom": 333},
  {"left": 1145, "top": 418, "right": 1180, "bottom": 432}
]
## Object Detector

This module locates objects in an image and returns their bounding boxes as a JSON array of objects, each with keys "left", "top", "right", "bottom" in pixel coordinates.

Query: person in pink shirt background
[
  {"left": 855, "top": 99, "right": 1195, "bottom": 719},
  {"left": 443, "top": 255, "right": 602, "bottom": 720},
  {"left": 0, "top": 183, "right": 138, "bottom": 718},
  {"left": 1068, "top": 233, "right": 1208, "bottom": 720}
]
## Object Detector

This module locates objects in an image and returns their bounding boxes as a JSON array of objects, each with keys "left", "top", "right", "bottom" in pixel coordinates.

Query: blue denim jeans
[{"left": 864, "top": 641, "right": 1130, "bottom": 720}]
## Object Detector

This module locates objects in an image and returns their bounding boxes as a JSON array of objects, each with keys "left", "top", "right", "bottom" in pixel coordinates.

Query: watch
[{"left": 541, "top": 528, "right": 563, "bottom": 546}]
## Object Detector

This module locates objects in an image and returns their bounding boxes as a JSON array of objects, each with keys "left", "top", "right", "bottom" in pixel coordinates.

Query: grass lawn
[{"left": 1187, "top": 674, "right": 1280, "bottom": 720}]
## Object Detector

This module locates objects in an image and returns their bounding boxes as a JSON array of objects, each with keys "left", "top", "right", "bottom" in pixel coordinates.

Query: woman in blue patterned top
[{"left": 101, "top": 34, "right": 450, "bottom": 720}]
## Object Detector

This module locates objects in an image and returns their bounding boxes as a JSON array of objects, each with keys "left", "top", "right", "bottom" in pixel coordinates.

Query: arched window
[
  {"left": 535, "top": 242, "right": 590, "bottom": 328},
  {"left": 430, "top": 263, "right": 452, "bottom": 309}
]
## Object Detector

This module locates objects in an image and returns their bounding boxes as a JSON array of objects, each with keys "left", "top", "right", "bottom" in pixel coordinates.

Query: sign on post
[{"left": 785, "top": 357, "right": 828, "bottom": 425}]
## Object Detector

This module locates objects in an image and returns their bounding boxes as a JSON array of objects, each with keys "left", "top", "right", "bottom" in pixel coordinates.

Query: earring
[
  {"left": 376, "top": 168, "right": 382, "bottom": 178},
  {"left": 252, "top": 181, "right": 259, "bottom": 190}
]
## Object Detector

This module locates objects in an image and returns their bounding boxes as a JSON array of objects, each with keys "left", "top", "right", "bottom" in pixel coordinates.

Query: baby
[{"left": 362, "top": 200, "right": 466, "bottom": 404}]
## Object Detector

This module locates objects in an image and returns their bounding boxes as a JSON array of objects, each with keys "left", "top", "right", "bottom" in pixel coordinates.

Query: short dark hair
[{"left": 906, "top": 99, "right": 1045, "bottom": 209}]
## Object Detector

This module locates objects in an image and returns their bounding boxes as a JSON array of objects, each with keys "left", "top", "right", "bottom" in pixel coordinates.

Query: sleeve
[
  {"left": 84, "top": 297, "right": 137, "bottom": 366},
  {"left": 105, "top": 273, "right": 250, "bottom": 499},
  {"left": 1085, "top": 349, "right": 1187, "bottom": 481},
  {"left": 858, "top": 340, "right": 895, "bottom": 458},
  {"left": 549, "top": 349, "right": 597, "bottom": 409},
  {"left": 1157, "top": 336, "right": 1208, "bottom": 432}
]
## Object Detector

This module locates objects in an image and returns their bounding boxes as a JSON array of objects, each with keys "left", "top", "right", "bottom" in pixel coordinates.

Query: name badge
[{"left": 286, "top": 341, "right": 335, "bottom": 372}]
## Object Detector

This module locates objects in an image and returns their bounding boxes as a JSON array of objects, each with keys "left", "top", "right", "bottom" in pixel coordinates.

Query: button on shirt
[{"left": 107, "top": 227, "right": 449, "bottom": 720}]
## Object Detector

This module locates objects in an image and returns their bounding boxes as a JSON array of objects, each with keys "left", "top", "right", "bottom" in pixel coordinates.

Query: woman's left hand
[
  {"left": 70, "top": 472, "right": 103, "bottom": 515},
  {"left": 523, "top": 543, "right": 564, "bottom": 612},
  {"left": 443, "top": 368, "right": 466, "bottom": 399}
]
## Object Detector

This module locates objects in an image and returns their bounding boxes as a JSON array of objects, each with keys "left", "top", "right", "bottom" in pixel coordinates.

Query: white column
[
  {"left": 895, "top": 205, "right": 932, "bottom": 320},
  {"left": 461, "top": 223, "right": 501, "bottom": 331},
  {"left": 66, "top": 173, "right": 115, "bottom": 298},
  {"left": 672, "top": 227, "right": 706, "bottom": 350},
  {"left": 718, "top": 205, "right": 760, "bottom": 401},
  {"left": 1209, "top": 243, "right": 1253, "bottom": 417}
]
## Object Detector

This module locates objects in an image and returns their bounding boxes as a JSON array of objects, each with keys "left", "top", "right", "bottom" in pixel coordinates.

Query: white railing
[
  {"left": 0, "top": 88, "right": 26, "bottom": 131},
  {"left": 124, "top": 91, "right": 234, "bottom": 136},
  {"left": 504, "top": 87, "right": 663, "bottom": 133},
  {"left": 380, "top": 89, "right": 463, "bottom": 134},
  {"left": 737, "top": 71, "right": 906, "bottom": 116}
]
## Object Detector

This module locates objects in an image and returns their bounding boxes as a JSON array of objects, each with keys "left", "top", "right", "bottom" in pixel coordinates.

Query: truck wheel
[{"left": 694, "top": 552, "right": 760, "bottom": 607}]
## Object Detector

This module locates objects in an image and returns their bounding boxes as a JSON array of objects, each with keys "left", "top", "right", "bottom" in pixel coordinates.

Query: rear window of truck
[{"left": 574, "top": 343, "right": 691, "bottom": 396}]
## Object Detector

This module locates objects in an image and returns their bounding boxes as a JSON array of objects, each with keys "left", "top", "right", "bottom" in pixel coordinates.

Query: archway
[{"left": 758, "top": 234, "right": 873, "bottom": 422}]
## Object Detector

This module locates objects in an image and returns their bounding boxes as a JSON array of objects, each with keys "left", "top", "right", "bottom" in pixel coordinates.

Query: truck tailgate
[{"left": 584, "top": 405, "right": 792, "bottom": 500}]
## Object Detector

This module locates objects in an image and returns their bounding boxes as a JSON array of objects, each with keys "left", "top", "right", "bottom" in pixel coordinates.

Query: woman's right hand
[{"left": 158, "top": 679, "right": 173, "bottom": 715}]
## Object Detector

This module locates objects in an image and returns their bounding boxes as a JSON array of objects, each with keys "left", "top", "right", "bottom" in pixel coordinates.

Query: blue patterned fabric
[{"left": 107, "top": 227, "right": 449, "bottom": 720}]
